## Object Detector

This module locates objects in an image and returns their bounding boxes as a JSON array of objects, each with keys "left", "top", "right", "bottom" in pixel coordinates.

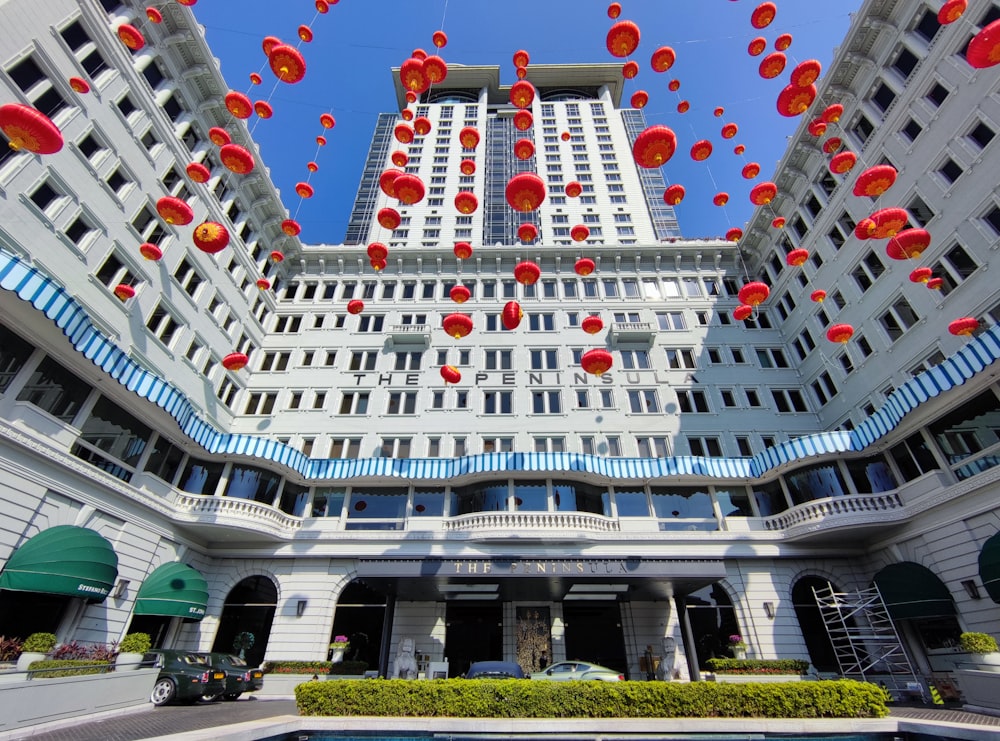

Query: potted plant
[
  {"left": 115, "top": 632, "right": 151, "bottom": 670},
  {"left": 329, "top": 635, "right": 349, "bottom": 663},
  {"left": 16, "top": 632, "right": 57, "bottom": 671},
  {"left": 960, "top": 632, "right": 1000, "bottom": 668},
  {"left": 728, "top": 634, "right": 748, "bottom": 660}
]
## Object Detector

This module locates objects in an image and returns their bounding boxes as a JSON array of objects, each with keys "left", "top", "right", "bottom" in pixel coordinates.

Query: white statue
[{"left": 393, "top": 636, "right": 418, "bottom": 679}]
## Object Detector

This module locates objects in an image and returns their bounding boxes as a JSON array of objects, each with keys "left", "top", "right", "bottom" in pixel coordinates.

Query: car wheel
[
  {"left": 150, "top": 678, "right": 176, "bottom": 706},
  {"left": 223, "top": 692, "right": 242, "bottom": 701},
  {"left": 202, "top": 692, "right": 222, "bottom": 702}
]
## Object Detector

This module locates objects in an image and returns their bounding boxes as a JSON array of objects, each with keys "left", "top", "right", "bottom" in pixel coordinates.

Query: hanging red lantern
[
  {"left": 808, "top": 119, "right": 827, "bottom": 137},
  {"left": 750, "top": 2, "right": 777, "bottom": 28},
  {"left": 450, "top": 285, "right": 471, "bottom": 304},
  {"left": 910, "top": 267, "right": 934, "bottom": 284},
  {"left": 561, "top": 131, "right": 572, "bottom": 141},
  {"left": 514, "top": 261, "right": 541, "bottom": 285},
  {"left": 939, "top": 0, "right": 967, "bottom": 23},
  {"left": 146, "top": 7, "right": 163, "bottom": 23},
  {"left": 405, "top": 91, "right": 417, "bottom": 104},
  {"left": 513, "top": 110, "right": 533, "bottom": 132},
  {"left": 193, "top": 221, "right": 230, "bottom": 254},
  {"left": 394, "top": 173, "right": 426, "bottom": 205},
  {"left": 822, "top": 137, "right": 843, "bottom": 154},
  {"left": 630, "top": 91, "right": 649, "bottom": 109},
  {"left": 281, "top": 219, "right": 301, "bottom": 236},
  {"left": 370, "top": 258, "right": 387, "bottom": 272},
  {"left": 298, "top": 25, "right": 313, "bottom": 42},
  {"left": 771, "top": 216, "right": 786, "bottom": 229},
  {"left": 810, "top": 289, "right": 826, "bottom": 303},
  {"left": 565, "top": 181, "right": 583, "bottom": 198},
  {"left": 514, "top": 138, "right": 535, "bottom": 160},
  {"left": 853, "top": 165, "right": 897, "bottom": 197},
  {"left": 455, "top": 191, "right": 479, "bottom": 214},
  {"left": 432, "top": 30, "right": 448, "bottom": 48},
  {"left": 516, "top": 66, "right": 528, "bottom": 80},
  {"left": 786, "top": 249, "right": 809, "bottom": 266},
  {"left": 748, "top": 37, "right": 767, "bottom": 56},
  {"left": 791, "top": 59, "right": 822, "bottom": 87},
  {"left": 378, "top": 208, "right": 401, "bottom": 230},
  {"left": 413, "top": 116, "right": 432, "bottom": 136},
  {"left": 220, "top": 143, "right": 254, "bottom": 174},
  {"left": 651, "top": 46, "right": 676, "bottom": 72},
  {"left": 502, "top": 301, "right": 523, "bottom": 330},
  {"left": 668, "top": 79, "right": 681, "bottom": 92},
  {"left": 367, "top": 242, "right": 388, "bottom": 261},
  {"left": 454, "top": 242, "right": 473, "bottom": 260},
  {"left": 113, "top": 284, "right": 135, "bottom": 301},
  {"left": 738, "top": 281, "right": 770, "bottom": 306},
  {"left": 734, "top": 144, "right": 746, "bottom": 155},
  {"left": 225, "top": 91, "right": 253, "bottom": 119},
  {"left": 622, "top": 61, "right": 640, "bottom": 79},
  {"left": 868, "top": 207, "right": 909, "bottom": 238},
  {"left": 254, "top": 100, "right": 273, "bottom": 119},
  {"left": 379, "top": 168, "right": 403, "bottom": 198},
  {"left": 714, "top": 107, "right": 725, "bottom": 117},
  {"left": 394, "top": 123, "right": 415, "bottom": 144},
  {"left": 186, "top": 162, "right": 210, "bottom": 183},
  {"left": 821, "top": 104, "right": 844, "bottom": 123},
  {"left": 256, "top": 278, "right": 271, "bottom": 291},
  {"left": 117, "top": 23, "right": 145, "bottom": 50},
  {"left": 721, "top": 123, "right": 738, "bottom": 139},
  {"left": 453, "top": 160, "right": 474, "bottom": 177},
  {"left": 726, "top": 227, "right": 743, "bottom": 242},
  {"left": 829, "top": 151, "right": 857, "bottom": 174},
  {"left": 308, "top": 159, "right": 319, "bottom": 171},
  {"left": 713, "top": 192, "right": 729, "bottom": 207},
  {"left": 633, "top": 125, "right": 677, "bottom": 168},
  {"left": 571, "top": 224, "right": 590, "bottom": 242},
  {"left": 295, "top": 182, "right": 314, "bottom": 198},
  {"left": 518, "top": 223, "right": 538, "bottom": 243},
  {"left": 347, "top": 299, "right": 364, "bottom": 315},
  {"left": 886, "top": 228, "right": 931, "bottom": 260},
  {"left": 459, "top": 127, "right": 480, "bottom": 149},
  {"left": 581, "top": 315, "right": 604, "bottom": 335},
  {"left": 949, "top": 317, "right": 980, "bottom": 336},
  {"left": 510, "top": 80, "right": 535, "bottom": 109},
  {"left": 580, "top": 349, "right": 613, "bottom": 376},
  {"left": 826, "top": 324, "right": 855, "bottom": 344},
  {"left": 927, "top": 277, "right": 944, "bottom": 290},
  {"left": 741, "top": 162, "right": 761, "bottom": 179},
  {"left": 758, "top": 52, "right": 786, "bottom": 79},
  {"left": 319, "top": 113, "right": 336, "bottom": 130},
  {"left": 249, "top": 72, "right": 262, "bottom": 85},
  {"left": 607, "top": 2, "right": 622, "bottom": 19},
  {"left": 209, "top": 126, "right": 231, "bottom": 146},
  {"left": 423, "top": 55, "right": 448, "bottom": 84},
  {"left": 513, "top": 49, "right": 530, "bottom": 68},
  {"left": 967, "top": 19, "right": 1000, "bottom": 69},
  {"left": 443, "top": 313, "right": 474, "bottom": 339},
  {"left": 749, "top": 181, "right": 778, "bottom": 205},
  {"left": 69, "top": 76, "right": 90, "bottom": 94},
  {"left": 574, "top": 258, "right": 595, "bottom": 276},
  {"left": 663, "top": 183, "right": 685, "bottom": 205},
  {"left": 776, "top": 83, "right": 816, "bottom": 117},
  {"left": 157, "top": 196, "right": 194, "bottom": 225},
  {"left": 221, "top": 352, "right": 249, "bottom": 372},
  {"left": 261, "top": 36, "right": 281, "bottom": 56},
  {"left": 139, "top": 243, "right": 162, "bottom": 261},
  {"left": 733, "top": 304, "right": 753, "bottom": 321},
  {"left": 677, "top": 100, "right": 690, "bottom": 113},
  {"left": 775, "top": 33, "right": 793, "bottom": 51},
  {"left": 399, "top": 57, "right": 429, "bottom": 93},
  {"left": 412, "top": 48, "right": 428, "bottom": 60},
  {"left": 855, "top": 218, "right": 876, "bottom": 240},
  {"left": 0, "top": 103, "right": 63, "bottom": 154},
  {"left": 270, "top": 250, "right": 285, "bottom": 263},
  {"left": 607, "top": 20, "right": 641, "bottom": 58},
  {"left": 440, "top": 365, "right": 461, "bottom": 384},
  {"left": 506, "top": 172, "right": 547, "bottom": 212},
  {"left": 391, "top": 150, "right": 408, "bottom": 167}
]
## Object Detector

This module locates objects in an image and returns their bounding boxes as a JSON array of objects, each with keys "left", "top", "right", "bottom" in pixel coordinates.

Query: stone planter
[
  {"left": 970, "top": 653, "right": 1000, "bottom": 670},
  {"left": 114, "top": 652, "right": 144, "bottom": 671},
  {"left": 330, "top": 648, "right": 345, "bottom": 664},
  {"left": 956, "top": 668, "right": 1000, "bottom": 711},
  {"left": 15, "top": 653, "right": 45, "bottom": 673},
  {"left": 732, "top": 647, "right": 747, "bottom": 660},
  {"left": 711, "top": 674, "right": 807, "bottom": 683}
]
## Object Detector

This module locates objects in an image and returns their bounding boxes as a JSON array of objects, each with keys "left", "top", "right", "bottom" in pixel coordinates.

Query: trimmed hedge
[
  {"left": 264, "top": 660, "right": 334, "bottom": 675},
  {"left": 295, "top": 678, "right": 889, "bottom": 718},
  {"left": 705, "top": 658, "right": 809, "bottom": 674},
  {"left": 27, "top": 659, "right": 112, "bottom": 678}
]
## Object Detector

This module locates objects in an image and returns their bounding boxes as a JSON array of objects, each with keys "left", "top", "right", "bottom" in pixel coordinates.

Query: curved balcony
[
  {"left": 763, "top": 491, "right": 905, "bottom": 538},
  {"left": 443, "top": 511, "right": 620, "bottom": 541},
  {"left": 172, "top": 493, "right": 302, "bottom": 539}
]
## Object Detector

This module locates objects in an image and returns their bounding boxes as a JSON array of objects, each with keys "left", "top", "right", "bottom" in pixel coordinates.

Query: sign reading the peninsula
[
  {"left": 356, "top": 558, "right": 726, "bottom": 579},
  {"left": 450, "top": 560, "right": 633, "bottom": 575}
]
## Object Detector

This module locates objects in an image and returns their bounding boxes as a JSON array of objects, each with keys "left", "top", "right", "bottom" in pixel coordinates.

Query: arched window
[
  {"left": 792, "top": 575, "right": 841, "bottom": 671},
  {"left": 684, "top": 583, "right": 740, "bottom": 668},
  {"left": 211, "top": 576, "right": 277, "bottom": 667}
]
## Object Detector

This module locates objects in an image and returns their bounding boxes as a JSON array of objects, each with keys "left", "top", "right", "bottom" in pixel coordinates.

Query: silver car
[{"left": 530, "top": 660, "right": 623, "bottom": 681}]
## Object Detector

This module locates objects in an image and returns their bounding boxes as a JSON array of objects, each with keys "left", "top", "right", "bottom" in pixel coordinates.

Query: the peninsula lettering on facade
[
  {"left": 347, "top": 371, "right": 676, "bottom": 387},
  {"left": 451, "top": 560, "right": 634, "bottom": 575}
]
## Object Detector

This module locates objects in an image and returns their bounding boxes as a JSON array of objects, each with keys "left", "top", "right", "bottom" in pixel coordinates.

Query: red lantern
[
  {"left": 580, "top": 349, "right": 613, "bottom": 376},
  {"left": 460, "top": 158, "right": 476, "bottom": 175},
  {"left": 633, "top": 125, "right": 677, "bottom": 169},
  {"left": 738, "top": 281, "right": 769, "bottom": 306},
  {"left": 726, "top": 227, "right": 743, "bottom": 242},
  {"left": 826, "top": 324, "right": 855, "bottom": 344},
  {"left": 581, "top": 315, "right": 604, "bottom": 335},
  {"left": 252, "top": 100, "right": 272, "bottom": 119},
  {"left": 741, "top": 162, "right": 761, "bottom": 179},
  {"left": 868, "top": 207, "right": 909, "bottom": 239},
  {"left": 949, "top": 317, "right": 980, "bottom": 336},
  {"left": 759, "top": 52, "right": 786, "bottom": 79},
  {"left": 186, "top": 162, "right": 210, "bottom": 183},
  {"left": 177, "top": 0, "right": 197, "bottom": 6},
  {"left": 502, "top": 301, "right": 523, "bottom": 330},
  {"left": 855, "top": 218, "right": 876, "bottom": 240},
  {"left": 391, "top": 150, "right": 408, "bottom": 167},
  {"left": 939, "top": 0, "right": 967, "bottom": 23},
  {"left": 775, "top": 33, "right": 793, "bottom": 51},
  {"left": 394, "top": 123, "right": 414, "bottom": 144},
  {"left": 378, "top": 208, "right": 401, "bottom": 230},
  {"left": 886, "top": 228, "right": 931, "bottom": 260},
  {"left": 561, "top": 131, "right": 572, "bottom": 141},
  {"left": 69, "top": 76, "right": 90, "bottom": 94},
  {"left": 413, "top": 116, "right": 432, "bottom": 136},
  {"left": 664, "top": 184, "right": 685, "bottom": 205},
  {"left": 262, "top": 36, "right": 281, "bottom": 56},
  {"left": 651, "top": 46, "right": 676, "bottom": 72},
  {"left": 411, "top": 48, "right": 428, "bottom": 61},
  {"left": 440, "top": 365, "right": 461, "bottom": 384},
  {"left": 776, "top": 83, "right": 816, "bottom": 117},
  {"left": 630, "top": 91, "right": 649, "bottom": 109},
  {"left": 370, "top": 257, "right": 387, "bottom": 272},
  {"left": 281, "top": 219, "right": 301, "bottom": 236},
  {"left": 808, "top": 119, "right": 827, "bottom": 137},
  {"left": 256, "top": 278, "right": 271, "bottom": 291},
  {"left": 432, "top": 30, "right": 448, "bottom": 48},
  {"left": 677, "top": 100, "right": 690, "bottom": 114},
  {"left": 400, "top": 57, "right": 429, "bottom": 93},
  {"left": 829, "top": 151, "right": 857, "bottom": 174},
  {"left": 379, "top": 168, "right": 403, "bottom": 198},
  {"left": 967, "top": 19, "right": 1000, "bottom": 69},
  {"left": 320, "top": 113, "right": 336, "bottom": 129},
  {"left": 443, "top": 313, "right": 474, "bottom": 339},
  {"left": 771, "top": 216, "right": 786, "bottom": 229},
  {"left": 713, "top": 192, "right": 729, "bottom": 207},
  {"left": 571, "top": 224, "right": 590, "bottom": 242},
  {"left": 910, "top": 267, "right": 933, "bottom": 283},
  {"left": 513, "top": 110, "right": 533, "bottom": 132},
  {"left": 405, "top": 91, "right": 417, "bottom": 104},
  {"left": 423, "top": 56, "right": 448, "bottom": 84},
  {"left": 516, "top": 66, "right": 528, "bottom": 80},
  {"left": 786, "top": 249, "right": 809, "bottom": 267},
  {"left": 316, "top": 134, "right": 327, "bottom": 147},
  {"left": 821, "top": 104, "right": 844, "bottom": 123},
  {"left": 113, "top": 284, "right": 135, "bottom": 301},
  {"left": 749, "top": 182, "right": 778, "bottom": 205},
  {"left": 810, "top": 289, "right": 826, "bottom": 303},
  {"left": 733, "top": 144, "right": 746, "bottom": 155},
  {"left": 514, "top": 261, "right": 541, "bottom": 285},
  {"left": 750, "top": 2, "right": 777, "bottom": 29},
  {"left": 454, "top": 242, "right": 473, "bottom": 260},
  {"left": 297, "top": 25, "right": 313, "bottom": 43},
  {"left": 157, "top": 196, "right": 194, "bottom": 225},
  {"left": 668, "top": 79, "right": 681, "bottom": 92},
  {"left": 565, "top": 181, "right": 583, "bottom": 198},
  {"left": 403, "top": 108, "right": 414, "bottom": 121},
  {"left": 250, "top": 72, "right": 262, "bottom": 85},
  {"left": 607, "top": 20, "right": 640, "bottom": 58},
  {"left": 221, "top": 352, "right": 249, "bottom": 371},
  {"left": 721, "top": 123, "right": 738, "bottom": 139},
  {"left": 622, "top": 61, "right": 639, "bottom": 79},
  {"left": 449, "top": 285, "right": 471, "bottom": 304},
  {"left": 822, "top": 138, "right": 842, "bottom": 155},
  {"left": 459, "top": 127, "right": 480, "bottom": 149},
  {"left": 748, "top": 37, "right": 767, "bottom": 56},
  {"left": 117, "top": 24, "right": 145, "bottom": 51},
  {"left": 927, "top": 277, "right": 944, "bottom": 290},
  {"left": 220, "top": 143, "right": 254, "bottom": 174},
  {"left": 518, "top": 223, "right": 538, "bottom": 243},
  {"left": 0, "top": 104, "right": 63, "bottom": 154},
  {"left": 347, "top": 299, "right": 364, "bottom": 315},
  {"left": 139, "top": 243, "right": 162, "bottom": 261},
  {"left": 512, "top": 49, "right": 530, "bottom": 68},
  {"left": 574, "top": 258, "right": 595, "bottom": 276},
  {"left": 733, "top": 304, "right": 753, "bottom": 321},
  {"left": 367, "top": 242, "right": 388, "bottom": 261},
  {"left": 225, "top": 91, "right": 253, "bottom": 119},
  {"left": 295, "top": 182, "right": 314, "bottom": 198},
  {"left": 146, "top": 7, "right": 163, "bottom": 23},
  {"left": 454, "top": 191, "right": 479, "bottom": 214},
  {"left": 607, "top": 2, "right": 621, "bottom": 19},
  {"left": 853, "top": 165, "right": 897, "bottom": 197},
  {"left": 394, "top": 174, "right": 426, "bottom": 205},
  {"left": 270, "top": 251, "right": 285, "bottom": 263},
  {"left": 193, "top": 222, "right": 230, "bottom": 254},
  {"left": 506, "top": 173, "right": 546, "bottom": 212},
  {"left": 209, "top": 127, "right": 230, "bottom": 146},
  {"left": 510, "top": 81, "right": 535, "bottom": 109},
  {"left": 790, "top": 59, "right": 822, "bottom": 87},
  {"left": 514, "top": 138, "right": 535, "bottom": 160}
]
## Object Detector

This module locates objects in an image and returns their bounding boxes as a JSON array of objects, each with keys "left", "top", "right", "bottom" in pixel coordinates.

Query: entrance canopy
[
  {"left": 354, "top": 557, "right": 726, "bottom": 602},
  {"left": 873, "top": 561, "right": 956, "bottom": 620},
  {"left": 979, "top": 531, "right": 1000, "bottom": 604},
  {"left": 134, "top": 562, "right": 209, "bottom": 620},
  {"left": 0, "top": 525, "right": 118, "bottom": 602}
]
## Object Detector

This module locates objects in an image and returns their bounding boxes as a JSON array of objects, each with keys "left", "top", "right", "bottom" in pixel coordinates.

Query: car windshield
[
  {"left": 224, "top": 655, "right": 247, "bottom": 667},
  {"left": 183, "top": 654, "right": 209, "bottom": 665}
]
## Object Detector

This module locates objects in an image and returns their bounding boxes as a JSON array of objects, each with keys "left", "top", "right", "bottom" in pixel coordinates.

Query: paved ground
[{"left": 12, "top": 699, "right": 1000, "bottom": 741}]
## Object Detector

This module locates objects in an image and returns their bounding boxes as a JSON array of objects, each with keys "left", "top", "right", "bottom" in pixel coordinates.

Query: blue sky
[{"left": 192, "top": 0, "right": 862, "bottom": 244}]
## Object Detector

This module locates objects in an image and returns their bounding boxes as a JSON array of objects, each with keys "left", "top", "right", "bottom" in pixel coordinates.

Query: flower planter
[
  {"left": 711, "top": 673, "right": 808, "bottom": 683},
  {"left": 15, "top": 653, "right": 45, "bottom": 672},
  {"left": 114, "top": 652, "right": 144, "bottom": 671},
  {"left": 330, "top": 648, "right": 345, "bottom": 664},
  {"left": 956, "top": 668, "right": 1000, "bottom": 711}
]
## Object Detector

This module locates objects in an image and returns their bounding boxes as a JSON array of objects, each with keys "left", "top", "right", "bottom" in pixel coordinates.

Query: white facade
[{"left": 0, "top": 0, "right": 999, "bottom": 685}]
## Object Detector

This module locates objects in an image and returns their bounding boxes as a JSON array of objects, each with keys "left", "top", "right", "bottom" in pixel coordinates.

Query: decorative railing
[
  {"left": 173, "top": 493, "right": 303, "bottom": 535},
  {"left": 763, "top": 492, "right": 904, "bottom": 531},
  {"left": 443, "top": 511, "right": 620, "bottom": 534}
]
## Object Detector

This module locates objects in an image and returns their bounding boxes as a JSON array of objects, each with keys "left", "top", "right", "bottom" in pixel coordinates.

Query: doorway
[
  {"left": 562, "top": 601, "right": 627, "bottom": 677},
  {"left": 445, "top": 602, "right": 503, "bottom": 677},
  {"left": 330, "top": 581, "right": 386, "bottom": 673},
  {"left": 211, "top": 575, "right": 277, "bottom": 667}
]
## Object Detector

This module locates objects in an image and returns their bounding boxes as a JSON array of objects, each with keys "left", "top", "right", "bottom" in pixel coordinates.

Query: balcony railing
[
  {"left": 609, "top": 322, "right": 655, "bottom": 348},
  {"left": 763, "top": 491, "right": 904, "bottom": 532},
  {"left": 388, "top": 323, "right": 430, "bottom": 347},
  {"left": 443, "top": 511, "right": 620, "bottom": 537},
  {"left": 173, "top": 493, "right": 303, "bottom": 537}
]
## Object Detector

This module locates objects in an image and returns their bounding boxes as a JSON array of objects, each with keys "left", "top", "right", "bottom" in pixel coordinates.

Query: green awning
[
  {"left": 0, "top": 525, "right": 118, "bottom": 602},
  {"left": 134, "top": 562, "right": 208, "bottom": 620},
  {"left": 979, "top": 531, "right": 1000, "bottom": 604},
  {"left": 873, "top": 561, "right": 956, "bottom": 620}
]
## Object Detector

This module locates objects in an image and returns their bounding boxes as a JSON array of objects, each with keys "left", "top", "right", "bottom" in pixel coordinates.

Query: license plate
[
  {"left": 252, "top": 671, "right": 262, "bottom": 679},
  {"left": 213, "top": 672, "right": 225, "bottom": 680}
]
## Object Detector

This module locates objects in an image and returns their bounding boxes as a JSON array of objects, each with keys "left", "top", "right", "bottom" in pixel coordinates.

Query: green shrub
[
  {"left": 295, "top": 678, "right": 889, "bottom": 719},
  {"left": 329, "top": 660, "right": 368, "bottom": 675},
  {"left": 118, "top": 633, "right": 151, "bottom": 654},
  {"left": 21, "top": 632, "right": 57, "bottom": 653},
  {"left": 27, "top": 659, "right": 112, "bottom": 678},
  {"left": 960, "top": 632, "right": 999, "bottom": 653},
  {"left": 705, "top": 658, "right": 810, "bottom": 674},
  {"left": 263, "top": 660, "right": 334, "bottom": 675}
]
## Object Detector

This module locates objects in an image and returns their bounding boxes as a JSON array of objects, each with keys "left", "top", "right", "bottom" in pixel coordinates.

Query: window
[
  {"left": 534, "top": 437, "right": 565, "bottom": 453},
  {"left": 313, "top": 391, "right": 326, "bottom": 409},
  {"left": 721, "top": 389, "right": 737, "bottom": 408},
  {"left": 531, "top": 390, "right": 561, "bottom": 414},
  {"left": 484, "top": 349, "right": 512, "bottom": 370},
  {"left": 913, "top": 7, "right": 941, "bottom": 42},
  {"left": 146, "top": 305, "right": 180, "bottom": 346},
  {"left": 925, "top": 82, "right": 949, "bottom": 107},
  {"left": 619, "top": 350, "right": 650, "bottom": 369},
  {"left": 530, "top": 349, "right": 558, "bottom": 370},
  {"left": 756, "top": 347, "right": 789, "bottom": 368},
  {"left": 528, "top": 313, "right": 555, "bottom": 331},
  {"left": 984, "top": 204, "right": 1000, "bottom": 236},
  {"left": 393, "top": 352, "right": 423, "bottom": 371},
  {"left": 688, "top": 437, "right": 722, "bottom": 457},
  {"left": 879, "top": 296, "right": 919, "bottom": 342},
  {"left": 676, "top": 389, "right": 710, "bottom": 413},
  {"left": 852, "top": 250, "right": 885, "bottom": 292},
  {"left": 16, "top": 356, "right": 91, "bottom": 423},
  {"left": 627, "top": 389, "right": 660, "bottom": 413},
  {"left": 173, "top": 258, "right": 203, "bottom": 298},
  {"left": 891, "top": 46, "right": 919, "bottom": 79},
  {"left": 871, "top": 82, "right": 897, "bottom": 114},
  {"left": 656, "top": 312, "right": 686, "bottom": 330},
  {"left": 358, "top": 315, "right": 384, "bottom": 332},
  {"left": 29, "top": 181, "right": 62, "bottom": 213},
  {"left": 637, "top": 436, "right": 669, "bottom": 457},
  {"left": 244, "top": 392, "right": 276, "bottom": 415},
  {"left": 937, "top": 156, "right": 963, "bottom": 185},
  {"left": 349, "top": 351, "right": 377, "bottom": 371},
  {"left": 908, "top": 194, "right": 934, "bottom": 226},
  {"left": 482, "top": 437, "right": 514, "bottom": 453},
  {"left": 901, "top": 118, "right": 923, "bottom": 142},
  {"left": 260, "top": 352, "right": 290, "bottom": 371},
  {"left": 339, "top": 391, "right": 370, "bottom": 415},
  {"left": 967, "top": 121, "right": 995, "bottom": 149},
  {"left": 95, "top": 251, "right": 137, "bottom": 292},
  {"left": 380, "top": 438, "right": 412, "bottom": 458},
  {"left": 665, "top": 348, "right": 695, "bottom": 369},
  {"left": 771, "top": 389, "right": 809, "bottom": 413},
  {"left": 811, "top": 371, "right": 838, "bottom": 406},
  {"left": 483, "top": 390, "right": 513, "bottom": 414},
  {"left": 932, "top": 242, "right": 978, "bottom": 294},
  {"left": 329, "top": 438, "right": 362, "bottom": 458},
  {"left": 852, "top": 113, "right": 875, "bottom": 145},
  {"left": 387, "top": 391, "right": 417, "bottom": 414}
]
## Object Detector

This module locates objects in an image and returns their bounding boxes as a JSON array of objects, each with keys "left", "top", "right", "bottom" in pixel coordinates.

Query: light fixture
[
  {"left": 296, "top": 599, "right": 307, "bottom": 616},
  {"left": 568, "top": 584, "right": 629, "bottom": 593},
  {"left": 961, "top": 579, "right": 982, "bottom": 600},
  {"left": 447, "top": 593, "right": 499, "bottom": 600},
  {"left": 111, "top": 578, "right": 129, "bottom": 599},
  {"left": 563, "top": 593, "right": 618, "bottom": 601},
  {"left": 763, "top": 601, "right": 775, "bottom": 619},
  {"left": 438, "top": 584, "right": 499, "bottom": 592}
]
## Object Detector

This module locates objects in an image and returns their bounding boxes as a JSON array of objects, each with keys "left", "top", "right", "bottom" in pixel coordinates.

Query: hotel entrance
[
  {"left": 563, "top": 601, "right": 628, "bottom": 677},
  {"left": 444, "top": 601, "right": 503, "bottom": 677}
]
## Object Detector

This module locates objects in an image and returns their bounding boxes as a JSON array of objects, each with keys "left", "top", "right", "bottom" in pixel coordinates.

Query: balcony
[
  {"left": 763, "top": 491, "right": 906, "bottom": 541},
  {"left": 443, "top": 511, "right": 620, "bottom": 541},
  {"left": 608, "top": 321, "right": 655, "bottom": 348},
  {"left": 172, "top": 493, "right": 302, "bottom": 540},
  {"left": 388, "top": 323, "right": 430, "bottom": 348}
]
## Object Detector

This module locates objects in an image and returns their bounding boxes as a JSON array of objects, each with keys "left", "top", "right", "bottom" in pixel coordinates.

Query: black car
[
  {"left": 195, "top": 652, "right": 264, "bottom": 700},
  {"left": 145, "top": 649, "right": 226, "bottom": 706},
  {"left": 465, "top": 660, "right": 525, "bottom": 679}
]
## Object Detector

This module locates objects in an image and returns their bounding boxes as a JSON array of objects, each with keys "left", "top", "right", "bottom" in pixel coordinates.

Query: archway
[
  {"left": 330, "top": 581, "right": 386, "bottom": 673},
  {"left": 791, "top": 575, "right": 841, "bottom": 672},
  {"left": 684, "top": 582, "right": 740, "bottom": 668},
  {"left": 211, "top": 575, "right": 277, "bottom": 668}
]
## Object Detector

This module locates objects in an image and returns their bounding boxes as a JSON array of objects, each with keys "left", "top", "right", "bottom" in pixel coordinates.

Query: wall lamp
[
  {"left": 961, "top": 579, "right": 982, "bottom": 600},
  {"left": 111, "top": 578, "right": 130, "bottom": 599},
  {"left": 763, "top": 601, "right": 775, "bottom": 619},
  {"left": 296, "top": 599, "right": 307, "bottom": 616}
]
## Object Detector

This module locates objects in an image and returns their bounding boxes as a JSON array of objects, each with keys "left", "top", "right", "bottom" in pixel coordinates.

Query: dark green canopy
[
  {"left": 979, "top": 531, "right": 1000, "bottom": 604},
  {"left": 873, "top": 561, "right": 956, "bottom": 620},
  {"left": 0, "top": 525, "right": 118, "bottom": 602},
  {"left": 134, "top": 562, "right": 208, "bottom": 620}
]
